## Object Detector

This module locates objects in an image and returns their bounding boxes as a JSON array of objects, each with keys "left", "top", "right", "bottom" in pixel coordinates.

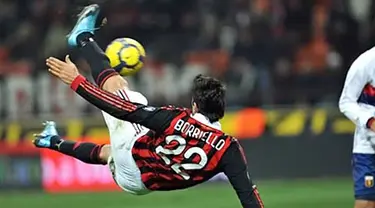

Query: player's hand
[{"left": 46, "top": 55, "right": 80, "bottom": 85}]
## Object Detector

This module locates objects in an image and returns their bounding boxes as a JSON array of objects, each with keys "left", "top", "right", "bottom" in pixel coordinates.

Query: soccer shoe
[
  {"left": 33, "top": 121, "right": 59, "bottom": 148},
  {"left": 67, "top": 4, "right": 101, "bottom": 47}
]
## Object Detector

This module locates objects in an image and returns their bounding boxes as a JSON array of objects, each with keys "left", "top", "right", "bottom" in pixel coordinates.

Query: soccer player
[
  {"left": 35, "top": 4, "right": 264, "bottom": 208},
  {"left": 339, "top": 47, "right": 375, "bottom": 208}
]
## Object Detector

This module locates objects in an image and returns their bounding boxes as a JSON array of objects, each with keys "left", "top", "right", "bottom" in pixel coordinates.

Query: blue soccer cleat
[
  {"left": 67, "top": 4, "right": 101, "bottom": 47},
  {"left": 33, "top": 121, "right": 59, "bottom": 148}
]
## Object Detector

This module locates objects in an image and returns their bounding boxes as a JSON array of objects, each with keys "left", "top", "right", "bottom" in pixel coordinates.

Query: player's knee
[
  {"left": 136, "top": 92, "right": 148, "bottom": 105},
  {"left": 99, "top": 144, "right": 111, "bottom": 163},
  {"left": 127, "top": 90, "right": 148, "bottom": 105},
  {"left": 102, "top": 75, "right": 128, "bottom": 93},
  {"left": 355, "top": 200, "right": 375, "bottom": 208}
]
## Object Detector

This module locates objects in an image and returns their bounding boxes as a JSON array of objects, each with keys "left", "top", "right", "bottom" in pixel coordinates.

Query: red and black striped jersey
[
  {"left": 131, "top": 107, "right": 233, "bottom": 190},
  {"left": 70, "top": 75, "right": 264, "bottom": 208}
]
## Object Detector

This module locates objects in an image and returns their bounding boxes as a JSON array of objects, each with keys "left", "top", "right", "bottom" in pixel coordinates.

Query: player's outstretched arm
[
  {"left": 219, "top": 141, "right": 264, "bottom": 208},
  {"left": 338, "top": 60, "right": 375, "bottom": 130},
  {"left": 46, "top": 56, "right": 178, "bottom": 133}
]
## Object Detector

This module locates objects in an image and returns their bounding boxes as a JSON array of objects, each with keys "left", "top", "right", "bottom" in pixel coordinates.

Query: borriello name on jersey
[{"left": 174, "top": 119, "right": 226, "bottom": 151}]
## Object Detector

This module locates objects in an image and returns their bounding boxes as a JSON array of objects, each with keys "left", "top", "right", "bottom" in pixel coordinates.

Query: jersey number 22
[{"left": 155, "top": 135, "right": 208, "bottom": 180}]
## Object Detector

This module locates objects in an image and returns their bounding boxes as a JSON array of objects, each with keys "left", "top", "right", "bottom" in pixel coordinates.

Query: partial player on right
[
  {"left": 339, "top": 47, "right": 375, "bottom": 208},
  {"left": 34, "top": 4, "right": 264, "bottom": 208}
]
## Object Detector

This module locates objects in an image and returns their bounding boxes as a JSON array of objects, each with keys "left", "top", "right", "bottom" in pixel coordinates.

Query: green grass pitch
[{"left": 0, "top": 178, "right": 353, "bottom": 208}]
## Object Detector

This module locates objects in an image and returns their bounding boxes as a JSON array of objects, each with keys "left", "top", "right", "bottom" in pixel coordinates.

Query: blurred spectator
[
  {"left": 294, "top": 6, "right": 329, "bottom": 74},
  {"left": 42, "top": 0, "right": 70, "bottom": 59}
]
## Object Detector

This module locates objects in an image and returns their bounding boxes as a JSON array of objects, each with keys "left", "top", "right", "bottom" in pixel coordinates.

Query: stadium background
[{"left": 0, "top": 0, "right": 371, "bottom": 207}]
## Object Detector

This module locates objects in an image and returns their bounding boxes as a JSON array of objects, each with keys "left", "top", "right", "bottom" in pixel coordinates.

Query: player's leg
[
  {"left": 353, "top": 153, "right": 375, "bottom": 208},
  {"left": 67, "top": 4, "right": 126, "bottom": 93},
  {"left": 67, "top": 5, "right": 149, "bottom": 194},
  {"left": 355, "top": 200, "right": 375, "bottom": 208},
  {"left": 33, "top": 121, "right": 108, "bottom": 165}
]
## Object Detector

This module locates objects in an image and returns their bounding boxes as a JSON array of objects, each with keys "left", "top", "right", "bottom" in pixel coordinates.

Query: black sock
[
  {"left": 53, "top": 136, "right": 106, "bottom": 165},
  {"left": 77, "top": 32, "right": 94, "bottom": 46},
  {"left": 78, "top": 35, "right": 117, "bottom": 88}
]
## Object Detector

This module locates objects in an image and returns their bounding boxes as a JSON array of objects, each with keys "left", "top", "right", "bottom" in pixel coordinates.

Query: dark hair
[{"left": 191, "top": 74, "right": 226, "bottom": 122}]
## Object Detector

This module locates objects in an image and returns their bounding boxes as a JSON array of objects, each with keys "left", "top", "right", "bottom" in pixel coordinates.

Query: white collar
[{"left": 191, "top": 113, "right": 222, "bottom": 130}]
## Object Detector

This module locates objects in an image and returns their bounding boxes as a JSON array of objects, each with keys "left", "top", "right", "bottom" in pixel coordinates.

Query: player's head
[{"left": 191, "top": 74, "right": 226, "bottom": 123}]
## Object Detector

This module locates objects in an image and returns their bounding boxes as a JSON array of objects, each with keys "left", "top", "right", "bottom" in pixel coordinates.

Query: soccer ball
[{"left": 105, "top": 38, "right": 146, "bottom": 76}]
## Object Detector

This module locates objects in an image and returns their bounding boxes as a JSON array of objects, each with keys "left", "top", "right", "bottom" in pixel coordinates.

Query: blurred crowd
[{"left": 1, "top": 0, "right": 375, "bottom": 111}]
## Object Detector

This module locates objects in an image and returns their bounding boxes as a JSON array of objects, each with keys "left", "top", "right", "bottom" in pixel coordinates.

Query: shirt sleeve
[
  {"left": 219, "top": 141, "right": 264, "bottom": 208},
  {"left": 338, "top": 57, "right": 373, "bottom": 128},
  {"left": 70, "top": 75, "right": 180, "bottom": 134}
]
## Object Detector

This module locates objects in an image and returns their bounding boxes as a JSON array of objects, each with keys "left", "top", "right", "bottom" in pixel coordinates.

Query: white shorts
[{"left": 102, "top": 88, "right": 151, "bottom": 195}]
